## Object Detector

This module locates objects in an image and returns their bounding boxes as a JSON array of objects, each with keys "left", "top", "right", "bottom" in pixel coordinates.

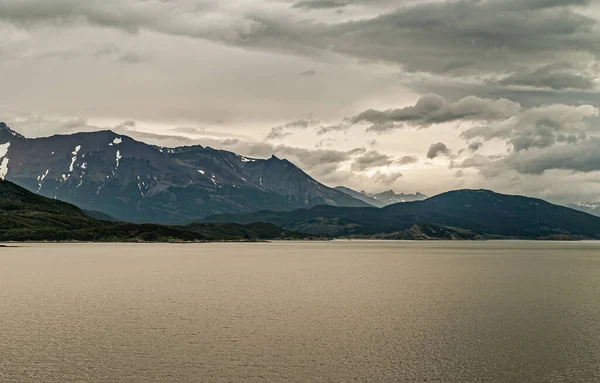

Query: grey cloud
[
  {"left": 2, "top": 0, "right": 598, "bottom": 85},
  {"left": 293, "top": 0, "right": 347, "bottom": 9},
  {"left": 497, "top": 63, "right": 597, "bottom": 90},
  {"left": 468, "top": 142, "right": 483, "bottom": 152},
  {"left": 236, "top": 0, "right": 600, "bottom": 84},
  {"left": 266, "top": 118, "right": 317, "bottom": 141},
  {"left": 266, "top": 126, "right": 291, "bottom": 140},
  {"left": 352, "top": 94, "right": 521, "bottom": 128},
  {"left": 371, "top": 171, "right": 402, "bottom": 186},
  {"left": 450, "top": 154, "right": 492, "bottom": 169},
  {"left": 300, "top": 69, "right": 316, "bottom": 76},
  {"left": 398, "top": 155, "right": 418, "bottom": 165},
  {"left": 427, "top": 142, "right": 451, "bottom": 159},
  {"left": 365, "top": 121, "right": 402, "bottom": 134},
  {"left": 460, "top": 104, "right": 598, "bottom": 151},
  {"left": 482, "top": 138, "right": 600, "bottom": 175},
  {"left": 316, "top": 123, "right": 349, "bottom": 135},
  {"left": 118, "top": 52, "right": 151, "bottom": 64},
  {"left": 351, "top": 150, "right": 394, "bottom": 171}
]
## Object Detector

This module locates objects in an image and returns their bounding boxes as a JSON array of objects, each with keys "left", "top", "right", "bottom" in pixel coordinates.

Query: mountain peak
[{"left": 0, "top": 122, "right": 25, "bottom": 139}]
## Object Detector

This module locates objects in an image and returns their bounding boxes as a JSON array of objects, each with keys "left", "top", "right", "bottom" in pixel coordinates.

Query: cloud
[
  {"left": 351, "top": 150, "right": 394, "bottom": 171},
  {"left": 266, "top": 126, "right": 291, "bottom": 140},
  {"left": 497, "top": 63, "right": 597, "bottom": 90},
  {"left": 460, "top": 104, "right": 599, "bottom": 151},
  {"left": 293, "top": 0, "right": 347, "bottom": 9},
  {"left": 371, "top": 170, "right": 402, "bottom": 186},
  {"left": 427, "top": 142, "right": 451, "bottom": 159},
  {"left": 300, "top": 69, "right": 316, "bottom": 76},
  {"left": 481, "top": 138, "right": 600, "bottom": 176},
  {"left": 352, "top": 94, "right": 522, "bottom": 130},
  {"left": 118, "top": 51, "right": 151, "bottom": 64},
  {"left": 468, "top": 142, "right": 483, "bottom": 152},
  {"left": 1, "top": 0, "right": 597, "bottom": 86},
  {"left": 266, "top": 118, "right": 318, "bottom": 141},
  {"left": 398, "top": 155, "right": 418, "bottom": 165},
  {"left": 316, "top": 123, "right": 349, "bottom": 135}
]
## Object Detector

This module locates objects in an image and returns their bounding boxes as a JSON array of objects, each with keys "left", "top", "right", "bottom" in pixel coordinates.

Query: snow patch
[
  {"left": 113, "top": 137, "right": 122, "bottom": 145},
  {"left": 240, "top": 156, "right": 256, "bottom": 163},
  {"left": 0, "top": 142, "right": 10, "bottom": 158},
  {"left": 0, "top": 158, "right": 8, "bottom": 179},
  {"left": 36, "top": 169, "right": 50, "bottom": 192},
  {"left": 0, "top": 142, "right": 10, "bottom": 180},
  {"left": 69, "top": 145, "right": 81, "bottom": 172},
  {"left": 116, "top": 150, "right": 122, "bottom": 168},
  {"left": 81, "top": 162, "right": 87, "bottom": 169},
  {"left": 198, "top": 169, "right": 205, "bottom": 175}
]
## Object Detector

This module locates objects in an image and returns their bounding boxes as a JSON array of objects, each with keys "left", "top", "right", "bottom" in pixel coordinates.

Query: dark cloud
[
  {"left": 427, "top": 142, "right": 451, "bottom": 159},
  {"left": 352, "top": 94, "right": 521, "bottom": 130},
  {"left": 293, "top": 0, "right": 347, "bottom": 9},
  {"left": 468, "top": 142, "right": 483, "bottom": 152},
  {"left": 2, "top": 0, "right": 597, "bottom": 86}
]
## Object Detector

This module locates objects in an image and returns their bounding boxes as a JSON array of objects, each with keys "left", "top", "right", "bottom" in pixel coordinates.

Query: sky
[{"left": 1, "top": 0, "right": 600, "bottom": 203}]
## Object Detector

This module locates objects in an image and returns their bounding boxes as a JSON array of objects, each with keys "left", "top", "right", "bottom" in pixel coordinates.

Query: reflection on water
[{"left": 1, "top": 241, "right": 600, "bottom": 382}]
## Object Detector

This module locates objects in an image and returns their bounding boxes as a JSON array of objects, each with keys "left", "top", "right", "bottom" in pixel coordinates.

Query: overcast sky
[{"left": 1, "top": 0, "right": 600, "bottom": 203}]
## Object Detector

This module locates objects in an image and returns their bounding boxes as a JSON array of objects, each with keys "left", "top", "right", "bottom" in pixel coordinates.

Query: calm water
[{"left": 1, "top": 241, "right": 600, "bottom": 382}]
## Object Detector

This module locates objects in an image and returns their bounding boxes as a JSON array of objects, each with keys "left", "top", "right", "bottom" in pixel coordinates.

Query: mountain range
[
  {"left": 0, "top": 122, "right": 369, "bottom": 224},
  {"left": 204, "top": 189, "right": 600, "bottom": 239},
  {"left": 3, "top": 122, "right": 600, "bottom": 241},
  {"left": 335, "top": 186, "right": 427, "bottom": 207}
]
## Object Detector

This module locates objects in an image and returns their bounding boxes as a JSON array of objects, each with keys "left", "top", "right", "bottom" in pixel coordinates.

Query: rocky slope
[{"left": 0, "top": 122, "right": 368, "bottom": 223}]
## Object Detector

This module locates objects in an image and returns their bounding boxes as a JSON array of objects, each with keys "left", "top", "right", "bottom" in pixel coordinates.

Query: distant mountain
[
  {"left": 334, "top": 186, "right": 380, "bottom": 207},
  {"left": 0, "top": 122, "right": 368, "bottom": 224},
  {"left": 370, "top": 190, "right": 427, "bottom": 205},
  {"left": 0, "top": 179, "right": 321, "bottom": 242},
  {"left": 335, "top": 186, "right": 427, "bottom": 207},
  {"left": 205, "top": 189, "right": 600, "bottom": 239},
  {"left": 569, "top": 202, "right": 600, "bottom": 217}
]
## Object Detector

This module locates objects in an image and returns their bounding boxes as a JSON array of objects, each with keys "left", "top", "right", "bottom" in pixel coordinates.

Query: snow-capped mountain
[
  {"left": 568, "top": 202, "right": 600, "bottom": 217},
  {"left": 0, "top": 122, "right": 369, "bottom": 223},
  {"left": 335, "top": 186, "right": 427, "bottom": 207}
]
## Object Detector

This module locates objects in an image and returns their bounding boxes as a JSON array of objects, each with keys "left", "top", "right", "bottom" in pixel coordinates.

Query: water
[{"left": 1, "top": 241, "right": 600, "bottom": 382}]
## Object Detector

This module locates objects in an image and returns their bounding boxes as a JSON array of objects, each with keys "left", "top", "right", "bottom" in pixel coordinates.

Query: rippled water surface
[{"left": 1, "top": 241, "right": 600, "bottom": 382}]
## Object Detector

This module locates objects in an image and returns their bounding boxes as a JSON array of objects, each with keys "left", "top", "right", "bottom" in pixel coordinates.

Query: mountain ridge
[
  {"left": 0, "top": 123, "right": 369, "bottom": 224},
  {"left": 204, "top": 188, "right": 600, "bottom": 239}
]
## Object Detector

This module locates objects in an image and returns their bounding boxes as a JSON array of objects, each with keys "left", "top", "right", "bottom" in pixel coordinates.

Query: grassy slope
[{"left": 0, "top": 180, "right": 320, "bottom": 242}]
